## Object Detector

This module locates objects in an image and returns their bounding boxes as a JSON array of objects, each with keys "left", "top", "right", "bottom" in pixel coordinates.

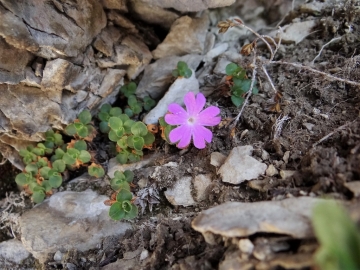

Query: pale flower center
[{"left": 187, "top": 116, "right": 196, "bottom": 125}]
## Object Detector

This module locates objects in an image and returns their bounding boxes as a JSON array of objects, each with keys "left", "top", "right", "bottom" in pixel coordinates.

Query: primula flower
[{"left": 164, "top": 92, "right": 221, "bottom": 149}]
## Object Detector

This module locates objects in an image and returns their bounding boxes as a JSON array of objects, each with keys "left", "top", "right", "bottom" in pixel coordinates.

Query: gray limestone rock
[
  {"left": 19, "top": 190, "right": 132, "bottom": 263},
  {"left": 143, "top": 70, "right": 199, "bottom": 124},
  {"left": 0, "top": 239, "right": 31, "bottom": 267},
  {"left": 164, "top": 176, "right": 196, "bottom": 206},
  {"left": 152, "top": 15, "right": 210, "bottom": 59},
  {"left": 136, "top": 54, "right": 203, "bottom": 99},
  {"left": 139, "top": 0, "right": 235, "bottom": 12},
  {"left": 218, "top": 146, "right": 267, "bottom": 184}
]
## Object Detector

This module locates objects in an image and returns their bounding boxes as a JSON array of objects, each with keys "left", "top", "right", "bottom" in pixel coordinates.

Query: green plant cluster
[
  {"left": 15, "top": 110, "right": 105, "bottom": 203},
  {"left": 225, "top": 62, "right": 259, "bottom": 107},
  {"left": 172, "top": 61, "right": 192, "bottom": 78},
  {"left": 312, "top": 201, "right": 360, "bottom": 270},
  {"left": 108, "top": 170, "right": 138, "bottom": 220},
  {"left": 120, "top": 82, "right": 156, "bottom": 117},
  {"left": 98, "top": 104, "right": 155, "bottom": 164}
]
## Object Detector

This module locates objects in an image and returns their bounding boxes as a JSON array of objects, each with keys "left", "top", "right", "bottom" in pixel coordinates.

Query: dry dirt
[{"left": 1, "top": 1, "right": 360, "bottom": 269}]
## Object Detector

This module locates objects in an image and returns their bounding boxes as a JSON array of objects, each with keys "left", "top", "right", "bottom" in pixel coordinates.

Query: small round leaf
[
  {"left": 100, "top": 103, "right": 112, "bottom": 113},
  {"left": 74, "top": 140, "right": 87, "bottom": 151},
  {"left": 131, "top": 122, "right": 148, "bottom": 136},
  {"left": 32, "top": 190, "right": 45, "bottom": 204},
  {"left": 78, "top": 110, "right": 92, "bottom": 125},
  {"left": 116, "top": 152, "right": 128, "bottom": 164},
  {"left": 109, "top": 202, "right": 125, "bottom": 220},
  {"left": 108, "top": 117, "right": 123, "bottom": 130},
  {"left": 99, "top": 121, "right": 110, "bottom": 133},
  {"left": 124, "top": 204, "right": 138, "bottom": 220},
  {"left": 124, "top": 170, "right": 134, "bottom": 183},
  {"left": 15, "top": 173, "right": 28, "bottom": 186},
  {"left": 109, "top": 107, "right": 122, "bottom": 117},
  {"left": 79, "top": 150, "right": 91, "bottom": 163},
  {"left": 49, "top": 174, "right": 62, "bottom": 188},
  {"left": 52, "top": 159, "right": 66, "bottom": 172},
  {"left": 65, "top": 124, "right": 77, "bottom": 136},
  {"left": 116, "top": 189, "right": 133, "bottom": 202}
]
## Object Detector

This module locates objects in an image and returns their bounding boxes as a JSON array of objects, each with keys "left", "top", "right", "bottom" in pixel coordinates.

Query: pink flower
[{"left": 164, "top": 92, "right": 221, "bottom": 149}]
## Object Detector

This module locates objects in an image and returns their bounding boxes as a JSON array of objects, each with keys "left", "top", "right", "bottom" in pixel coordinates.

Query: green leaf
[
  {"left": 109, "top": 107, "right": 122, "bottom": 117},
  {"left": 109, "top": 202, "right": 126, "bottom": 220},
  {"left": 117, "top": 136, "right": 128, "bottom": 149},
  {"left": 77, "top": 126, "right": 89, "bottom": 138},
  {"left": 128, "top": 153, "right": 141, "bottom": 162},
  {"left": 39, "top": 166, "right": 51, "bottom": 179},
  {"left": 45, "top": 129, "right": 55, "bottom": 137},
  {"left": 78, "top": 150, "right": 91, "bottom": 163},
  {"left": 88, "top": 165, "right": 105, "bottom": 178},
  {"left": 52, "top": 159, "right": 66, "bottom": 172},
  {"left": 54, "top": 133, "right": 64, "bottom": 146},
  {"left": 98, "top": 112, "right": 110, "bottom": 122},
  {"left": 118, "top": 114, "right": 130, "bottom": 123},
  {"left": 143, "top": 96, "right": 156, "bottom": 111},
  {"left": 67, "top": 148, "right": 80, "bottom": 157},
  {"left": 108, "top": 117, "right": 123, "bottom": 130},
  {"left": 65, "top": 124, "right": 77, "bottom": 136},
  {"left": 55, "top": 148, "right": 65, "bottom": 158},
  {"left": 111, "top": 179, "right": 130, "bottom": 191},
  {"left": 32, "top": 190, "right": 45, "bottom": 204},
  {"left": 252, "top": 86, "right": 259, "bottom": 95},
  {"left": 19, "top": 149, "right": 29, "bottom": 157},
  {"left": 124, "top": 204, "right": 138, "bottom": 220},
  {"left": 74, "top": 140, "right": 87, "bottom": 151},
  {"left": 116, "top": 189, "right": 133, "bottom": 202},
  {"left": 116, "top": 152, "right": 128, "bottom": 164},
  {"left": 36, "top": 157, "right": 48, "bottom": 168},
  {"left": 158, "top": 117, "right": 166, "bottom": 127},
  {"left": 177, "top": 61, "right": 188, "bottom": 70},
  {"left": 25, "top": 163, "right": 38, "bottom": 175},
  {"left": 312, "top": 201, "right": 360, "bottom": 270},
  {"left": 78, "top": 110, "right": 92, "bottom": 125},
  {"left": 100, "top": 103, "right": 112, "bottom": 113},
  {"left": 62, "top": 153, "right": 76, "bottom": 165},
  {"left": 127, "top": 95, "right": 138, "bottom": 107},
  {"left": 239, "top": 79, "right": 252, "bottom": 92},
  {"left": 124, "top": 108, "right": 134, "bottom": 118},
  {"left": 15, "top": 173, "right": 29, "bottom": 186},
  {"left": 130, "top": 103, "right": 142, "bottom": 115},
  {"left": 32, "top": 147, "right": 45, "bottom": 156},
  {"left": 41, "top": 180, "right": 52, "bottom": 192},
  {"left": 109, "top": 130, "right": 121, "bottom": 142},
  {"left": 124, "top": 120, "right": 135, "bottom": 134},
  {"left": 122, "top": 201, "right": 132, "bottom": 212},
  {"left": 225, "top": 63, "right": 239, "bottom": 76},
  {"left": 231, "top": 95, "right": 244, "bottom": 107},
  {"left": 131, "top": 122, "right": 148, "bottom": 136},
  {"left": 114, "top": 171, "right": 126, "bottom": 181},
  {"left": 115, "top": 127, "right": 125, "bottom": 138},
  {"left": 164, "top": 125, "right": 175, "bottom": 143},
  {"left": 99, "top": 121, "right": 110, "bottom": 133},
  {"left": 49, "top": 174, "right": 62, "bottom": 188},
  {"left": 183, "top": 68, "right": 192, "bottom": 78},
  {"left": 124, "top": 170, "right": 134, "bottom": 183},
  {"left": 132, "top": 136, "right": 144, "bottom": 151},
  {"left": 143, "top": 132, "right": 155, "bottom": 145}
]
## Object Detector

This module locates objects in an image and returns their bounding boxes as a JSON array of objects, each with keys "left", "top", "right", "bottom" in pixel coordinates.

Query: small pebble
[
  {"left": 140, "top": 249, "right": 149, "bottom": 261},
  {"left": 53, "top": 250, "right": 63, "bottom": 261}
]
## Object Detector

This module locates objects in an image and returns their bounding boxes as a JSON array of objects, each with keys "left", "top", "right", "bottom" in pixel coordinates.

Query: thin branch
[
  {"left": 311, "top": 37, "right": 341, "bottom": 65},
  {"left": 262, "top": 65, "right": 277, "bottom": 94},
  {"left": 312, "top": 121, "right": 355, "bottom": 148},
  {"left": 270, "top": 60, "right": 360, "bottom": 87}
]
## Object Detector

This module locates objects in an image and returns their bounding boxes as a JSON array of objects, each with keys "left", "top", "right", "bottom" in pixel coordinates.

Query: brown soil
[{"left": 1, "top": 1, "right": 360, "bottom": 269}]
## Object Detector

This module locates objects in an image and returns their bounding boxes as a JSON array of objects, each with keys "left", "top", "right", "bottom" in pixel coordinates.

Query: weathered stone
[
  {"left": 269, "top": 20, "right": 318, "bottom": 44},
  {"left": 19, "top": 190, "right": 132, "bottom": 263},
  {"left": 93, "top": 69, "right": 126, "bottom": 97},
  {"left": 136, "top": 54, "right": 203, "bottom": 99},
  {"left": 0, "top": 239, "right": 31, "bottom": 267},
  {"left": 266, "top": 164, "right": 278, "bottom": 177},
  {"left": 93, "top": 26, "right": 123, "bottom": 57},
  {"left": 128, "top": 0, "right": 179, "bottom": 29},
  {"left": 139, "top": 0, "right": 236, "bottom": 12},
  {"left": 107, "top": 153, "right": 161, "bottom": 178},
  {"left": 122, "top": 36, "right": 153, "bottom": 79},
  {"left": 344, "top": 181, "right": 360, "bottom": 197},
  {"left": 21, "top": 67, "right": 42, "bottom": 88},
  {"left": 164, "top": 176, "right": 196, "bottom": 206},
  {"left": 107, "top": 11, "right": 137, "bottom": 32},
  {"left": 210, "top": 152, "right": 227, "bottom": 168},
  {"left": 0, "top": 37, "right": 34, "bottom": 73},
  {"left": 152, "top": 15, "right": 210, "bottom": 59},
  {"left": 218, "top": 146, "right": 267, "bottom": 184},
  {"left": 192, "top": 197, "right": 330, "bottom": 240},
  {"left": 1, "top": 0, "right": 106, "bottom": 58},
  {"left": 101, "top": 0, "right": 128, "bottom": 11},
  {"left": 143, "top": 70, "right": 199, "bottom": 124},
  {"left": 41, "top": 59, "right": 82, "bottom": 93},
  {"left": 193, "top": 174, "right": 212, "bottom": 202}
]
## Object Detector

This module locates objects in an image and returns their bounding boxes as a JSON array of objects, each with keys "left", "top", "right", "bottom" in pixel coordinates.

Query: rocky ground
[{"left": 1, "top": 0, "right": 360, "bottom": 269}]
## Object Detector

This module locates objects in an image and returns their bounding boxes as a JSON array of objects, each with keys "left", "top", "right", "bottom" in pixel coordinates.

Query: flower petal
[
  {"left": 169, "top": 125, "right": 192, "bottom": 149},
  {"left": 168, "top": 103, "right": 187, "bottom": 115},
  {"left": 184, "top": 92, "right": 197, "bottom": 115},
  {"left": 194, "top": 92, "right": 206, "bottom": 114},
  {"left": 197, "top": 106, "right": 221, "bottom": 126},
  {"left": 192, "top": 125, "right": 213, "bottom": 149},
  {"left": 165, "top": 113, "right": 187, "bottom": 125}
]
